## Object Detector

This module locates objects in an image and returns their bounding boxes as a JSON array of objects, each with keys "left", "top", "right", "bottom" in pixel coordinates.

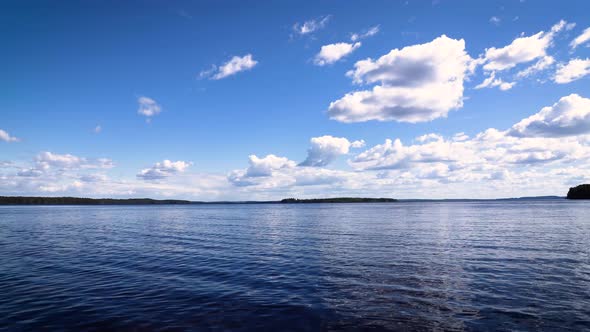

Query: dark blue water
[{"left": 1, "top": 201, "right": 589, "bottom": 331}]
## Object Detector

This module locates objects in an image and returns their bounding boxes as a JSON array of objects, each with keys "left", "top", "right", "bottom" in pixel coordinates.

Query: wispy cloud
[
  {"left": 0, "top": 129, "right": 20, "bottom": 142},
  {"left": 351, "top": 25, "right": 380, "bottom": 42},
  {"left": 489, "top": 16, "right": 501, "bottom": 26},
  {"left": 293, "top": 15, "right": 331, "bottom": 36},
  {"left": 137, "top": 96, "right": 162, "bottom": 122},
  {"left": 200, "top": 54, "right": 258, "bottom": 80},
  {"left": 571, "top": 27, "right": 590, "bottom": 49},
  {"left": 553, "top": 58, "right": 590, "bottom": 84}
]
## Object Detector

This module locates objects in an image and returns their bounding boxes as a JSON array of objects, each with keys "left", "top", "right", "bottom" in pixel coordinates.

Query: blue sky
[{"left": 1, "top": 0, "right": 590, "bottom": 200}]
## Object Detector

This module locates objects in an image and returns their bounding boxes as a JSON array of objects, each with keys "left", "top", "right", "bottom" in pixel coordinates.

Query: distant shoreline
[
  {"left": 0, "top": 196, "right": 396, "bottom": 205},
  {"left": 0, "top": 195, "right": 569, "bottom": 205}
]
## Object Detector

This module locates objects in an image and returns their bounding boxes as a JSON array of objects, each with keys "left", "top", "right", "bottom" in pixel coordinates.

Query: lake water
[{"left": 1, "top": 200, "right": 589, "bottom": 331}]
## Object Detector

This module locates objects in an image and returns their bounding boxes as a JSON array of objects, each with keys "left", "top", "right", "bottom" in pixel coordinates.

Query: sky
[{"left": 1, "top": 0, "right": 590, "bottom": 200}]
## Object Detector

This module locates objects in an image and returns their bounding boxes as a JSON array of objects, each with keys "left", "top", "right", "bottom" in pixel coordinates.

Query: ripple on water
[{"left": 0, "top": 201, "right": 589, "bottom": 330}]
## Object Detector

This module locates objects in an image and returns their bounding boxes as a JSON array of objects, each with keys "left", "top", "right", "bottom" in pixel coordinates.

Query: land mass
[
  {"left": 281, "top": 197, "right": 397, "bottom": 203},
  {"left": 566, "top": 184, "right": 590, "bottom": 199},
  {"left": 0, "top": 196, "right": 398, "bottom": 205},
  {"left": 0, "top": 195, "right": 574, "bottom": 205},
  {"left": 399, "top": 196, "right": 563, "bottom": 202},
  {"left": 0, "top": 196, "right": 193, "bottom": 205}
]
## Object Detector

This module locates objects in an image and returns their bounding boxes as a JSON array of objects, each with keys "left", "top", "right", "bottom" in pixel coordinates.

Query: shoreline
[{"left": 0, "top": 195, "right": 571, "bottom": 206}]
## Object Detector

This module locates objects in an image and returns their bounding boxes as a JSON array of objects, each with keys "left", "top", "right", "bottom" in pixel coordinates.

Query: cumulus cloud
[
  {"left": 328, "top": 35, "right": 473, "bottom": 123},
  {"left": 137, "top": 96, "right": 162, "bottom": 121},
  {"left": 351, "top": 94, "right": 590, "bottom": 174},
  {"left": 553, "top": 58, "right": 590, "bottom": 84},
  {"left": 475, "top": 71, "right": 515, "bottom": 90},
  {"left": 4, "top": 152, "right": 241, "bottom": 199},
  {"left": 224, "top": 118, "right": 590, "bottom": 197},
  {"left": 314, "top": 42, "right": 361, "bottom": 66},
  {"left": 293, "top": 15, "right": 331, "bottom": 35},
  {"left": 350, "top": 126, "right": 589, "bottom": 172},
  {"left": 35, "top": 152, "right": 113, "bottom": 170},
  {"left": 453, "top": 132, "right": 470, "bottom": 142},
  {"left": 245, "top": 155, "right": 296, "bottom": 177},
  {"left": 0, "top": 129, "right": 20, "bottom": 142},
  {"left": 1, "top": 151, "right": 119, "bottom": 198},
  {"left": 228, "top": 155, "right": 353, "bottom": 189},
  {"left": 299, "top": 135, "right": 364, "bottom": 167},
  {"left": 137, "top": 160, "right": 192, "bottom": 180},
  {"left": 351, "top": 25, "right": 380, "bottom": 42},
  {"left": 509, "top": 94, "right": 590, "bottom": 137},
  {"left": 350, "top": 137, "right": 457, "bottom": 170},
  {"left": 480, "top": 20, "right": 571, "bottom": 72},
  {"left": 228, "top": 154, "right": 296, "bottom": 187},
  {"left": 416, "top": 133, "right": 444, "bottom": 143},
  {"left": 570, "top": 27, "right": 590, "bottom": 49}
]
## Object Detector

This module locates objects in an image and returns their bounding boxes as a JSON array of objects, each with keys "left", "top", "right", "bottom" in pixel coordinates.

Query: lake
[{"left": 1, "top": 200, "right": 589, "bottom": 331}]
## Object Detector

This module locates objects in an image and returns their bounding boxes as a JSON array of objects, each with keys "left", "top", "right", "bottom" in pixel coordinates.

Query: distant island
[
  {"left": 281, "top": 197, "right": 397, "bottom": 203},
  {"left": 566, "top": 184, "right": 590, "bottom": 199}
]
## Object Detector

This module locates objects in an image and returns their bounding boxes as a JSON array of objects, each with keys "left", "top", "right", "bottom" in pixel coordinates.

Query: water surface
[{"left": 1, "top": 200, "right": 589, "bottom": 331}]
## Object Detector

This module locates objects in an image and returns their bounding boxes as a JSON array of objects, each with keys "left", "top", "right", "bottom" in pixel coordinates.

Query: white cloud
[
  {"left": 328, "top": 35, "right": 473, "bottom": 123},
  {"left": 198, "top": 64, "right": 217, "bottom": 79},
  {"left": 293, "top": 15, "right": 331, "bottom": 35},
  {"left": 351, "top": 25, "right": 380, "bottom": 42},
  {"left": 1, "top": 151, "right": 234, "bottom": 200},
  {"left": 228, "top": 154, "right": 297, "bottom": 187},
  {"left": 350, "top": 137, "right": 458, "bottom": 170},
  {"left": 299, "top": 135, "right": 364, "bottom": 167},
  {"left": 228, "top": 153, "right": 357, "bottom": 190},
  {"left": 349, "top": 127, "right": 589, "bottom": 174},
  {"left": 553, "top": 58, "right": 590, "bottom": 84},
  {"left": 223, "top": 121, "right": 590, "bottom": 197},
  {"left": 453, "top": 132, "right": 470, "bottom": 141},
  {"left": 509, "top": 94, "right": 590, "bottom": 137},
  {"left": 209, "top": 54, "right": 258, "bottom": 80},
  {"left": 35, "top": 152, "right": 113, "bottom": 170},
  {"left": 481, "top": 20, "right": 570, "bottom": 72},
  {"left": 416, "top": 133, "right": 444, "bottom": 143},
  {"left": 36, "top": 152, "right": 82, "bottom": 169},
  {"left": 475, "top": 71, "right": 515, "bottom": 90},
  {"left": 351, "top": 140, "right": 366, "bottom": 148},
  {"left": 571, "top": 27, "right": 590, "bottom": 49},
  {"left": 245, "top": 154, "right": 296, "bottom": 177},
  {"left": 137, "top": 160, "right": 192, "bottom": 180},
  {"left": 351, "top": 94, "right": 590, "bottom": 175},
  {"left": 516, "top": 55, "right": 555, "bottom": 78},
  {"left": 0, "top": 129, "right": 20, "bottom": 142},
  {"left": 137, "top": 96, "right": 162, "bottom": 120},
  {"left": 314, "top": 42, "right": 361, "bottom": 66},
  {"left": 489, "top": 16, "right": 501, "bottom": 25}
]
